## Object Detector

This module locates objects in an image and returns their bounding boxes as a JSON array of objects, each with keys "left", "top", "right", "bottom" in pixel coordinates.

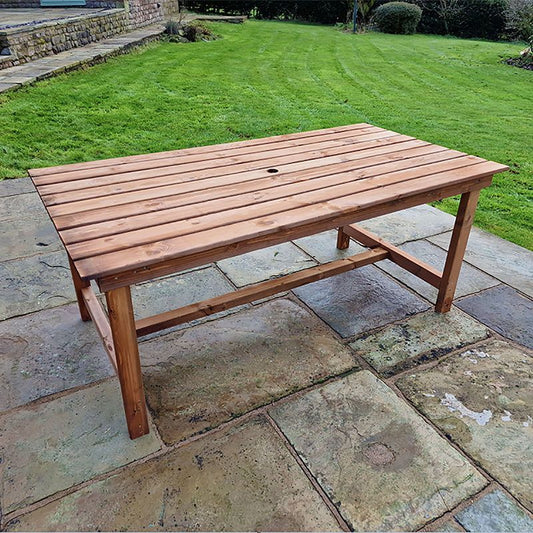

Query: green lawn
[{"left": 0, "top": 21, "right": 531, "bottom": 249}]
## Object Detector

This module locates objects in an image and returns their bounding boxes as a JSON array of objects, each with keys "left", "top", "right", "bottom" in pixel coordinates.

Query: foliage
[
  {"left": 165, "top": 19, "right": 181, "bottom": 35},
  {"left": 372, "top": 2, "right": 422, "bottom": 34},
  {"left": 0, "top": 22, "right": 531, "bottom": 248},
  {"left": 413, "top": 0, "right": 507, "bottom": 39},
  {"left": 182, "top": 21, "right": 217, "bottom": 41},
  {"left": 504, "top": 0, "right": 533, "bottom": 41},
  {"left": 182, "top": 0, "right": 353, "bottom": 24}
]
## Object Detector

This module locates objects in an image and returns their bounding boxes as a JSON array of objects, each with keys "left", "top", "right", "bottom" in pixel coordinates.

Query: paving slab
[
  {"left": 293, "top": 230, "right": 366, "bottom": 263},
  {"left": 217, "top": 242, "right": 316, "bottom": 287},
  {"left": 350, "top": 308, "right": 489, "bottom": 376},
  {"left": 0, "top": 379, "right": 160, "bottom": 514},
  {"left": 6, "top": 417, "right": 340, "bottom": 532},
  {"left": 0, "top": 178, "right": 35, "bottom": 197},
  {"left": 425, "top": 518, "right": 464, "bottom": 532},
  {"left": 141, "top": 298, "right": 358, "bottom": 444},
  {"left": 456, "top": 285, "right": 533, "bottom": 350},
  {"left": 429, "top": 227, "right": 533, "bottom": 298},
  {"left": 358, "top": 204, "right": 456, "bottom": 244},
  {"left": 1, "top": 211, "right": 62, "bottom": 261},
  {"left": 0, "top": 303, "right": 113, "bottom": 412},
  {"left": 0, "top": 192, "right": 47, "bottom": 222},
  {"left": 378, "top": 239, "right": 499, "bottom": 302},
  {"left": 455, "top": 489, "right": 533, "bottom": 532},
  {"left": 270, "top": 370, "right": 487, "bottom": 531},
  {"left": 0, "top": 250, "right": 75, "bottom": 320},
  {"left": 293, "top": 265, "right": 429, "bottom": 338},
  {"left": 131, "top": 266, "right": 237, "bottom": 322},
  {"left": 397, "top": 339, "right": 533, "bottom": 511}
]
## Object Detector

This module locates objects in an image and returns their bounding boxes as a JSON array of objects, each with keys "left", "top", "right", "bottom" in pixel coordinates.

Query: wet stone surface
[
  {"left": 358, "top": 204, "right": 456, "bottom": 244},
  {"left": 0, "top": 303, "right": 113, "bottom": 412},
  {"left": 456, "top": 285, "right": 533, "bottom": 350},
  {"left": 293, "top": 265, "right": 429, "bottom": 338},
  {"left": 397, "top": 339, "right": 533, "bottom": 511},
  {"left": 429, "top": 227, "right": 533, "bottom": 298},
  {"left": 0, "top": 178, "right": 35, "bottom": 197},
  {"left": 270, "top": 370, "right": 486, "bottom": 531},
  {"left": 141, "top": 298, "right": 358, "bottom": 444},
  {"left": 350, "top": 308, "right": 489, "bottom": 376},
  {"left": 293, "top": 230, "right": 365, "bottom": 263},
  {"left": 0, "top": 250, "right": 75, "bottom": 320},
  {"left": 131, "top": 266, "right": 238, "bottom": 323},
  {"left": 0, "top": 379, "right": 160, "bottom": 514},
  {"left": 217, "top": 242, "right": 316, "bottom": 287},
  {"left": 377, "top": 239, "right": 499, "bottom": 302},
  {"left": 7, "top": 417, "right": 340, "bottom": 532},
  {"left": 455, "top": 489, "right": 533, "bottom": 532},
  {"left": 0, "top": 192, "right": 62, "bottom": 260}
]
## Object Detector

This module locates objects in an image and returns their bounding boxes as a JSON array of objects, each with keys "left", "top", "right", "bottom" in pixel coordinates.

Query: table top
[{"left": 29, "top": 124, "right": 508, "bottom": 285}]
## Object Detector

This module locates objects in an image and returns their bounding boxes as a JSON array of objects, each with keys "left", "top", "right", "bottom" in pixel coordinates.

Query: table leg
[
  {"left": 337, "top": 227, "right": 350, "bottom": 250},
  {"left": 435, "top": 189, "right": 481, "bottom": 313},
  {"left": 68, "top": 257, "right": 91, "bottom": 322},
  {"left": 105, "top": 286, "right": 149, "bottom": 439}
]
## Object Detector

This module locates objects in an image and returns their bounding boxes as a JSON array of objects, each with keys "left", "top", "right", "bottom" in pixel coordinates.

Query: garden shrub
[{"left": 372, "top": 2, "right": 422, "bottom": 34}]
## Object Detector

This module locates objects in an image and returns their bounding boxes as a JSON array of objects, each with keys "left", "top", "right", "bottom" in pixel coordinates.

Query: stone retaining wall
[{"left": 1, "top": 9, "right": 129, "bottom": 67}]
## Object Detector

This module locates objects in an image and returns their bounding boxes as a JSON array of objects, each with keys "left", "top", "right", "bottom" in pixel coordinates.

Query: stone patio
[{"left": 0, "top": 176, "right": 532, "bottom": 531}]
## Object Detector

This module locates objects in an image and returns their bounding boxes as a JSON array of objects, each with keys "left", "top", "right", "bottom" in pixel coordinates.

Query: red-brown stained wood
[
  {"left": 435, "top": 190, "right": 482, "bottom": 313},
  {"left": 29, "top": 123, "right": 372, "bottom": 180},
  {"left": 68, "top": 257, "right": 91, "bottom": 322},
  {"left": 136, "top": 247, "right": 389, "bottom": 336},
  {"left": 105, "top": 286, "right": 149, "bottom": 439}
]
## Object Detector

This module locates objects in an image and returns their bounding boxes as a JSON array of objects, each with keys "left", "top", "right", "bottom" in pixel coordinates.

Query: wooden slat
[
  {"left": 96, "top": 176, "right": 493, "bottom": 292},
  {"left": 66, "top": 155, "right": 484, "bottom": 260},
  {"left": 29, "top": 123, "right": 371, "bottom": 180},
  {"left": 78, "top": 164, "right": 500, "bottom": 282},
  {"left": 80, "top": 285, "right": 117, "bottom": 372},
  {"left": 37, "top": 126, "right": 384, "bottom": 195},
  {"left": 60, "top": 148, "right": 469, "bottom": 244},
  {"left": 343, "top": 225, "right": 442, "bottom": 287},
  {"left": 40, "top": 131, "right": 404, "bottom": 207},
  {"left": 50, "top": 136, "right": 422, "bottom": 227},
  {"left": 135, "top": 247, "right": 389, "bottom": 336}
]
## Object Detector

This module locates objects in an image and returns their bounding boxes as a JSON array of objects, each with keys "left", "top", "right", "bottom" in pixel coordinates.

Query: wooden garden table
[{"left": 29, "top": 124, "right": 508, "bottom": 439}]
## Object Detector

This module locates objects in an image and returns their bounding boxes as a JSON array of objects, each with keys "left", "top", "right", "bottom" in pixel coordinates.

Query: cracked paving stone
[
  {"left": 270, "top": 370, "right": 487, "bottom": 531},
  {"left": 377, "top": 239, "right": 499, "bottom": 302},
  {"left": 397, "top": 339, "right": 533, "bottom": 511},
  {"left": 0, "top": 178, "right": 35, "bottom": 197},
  {"left": 141, "top": 298, "right": 358, "bottom": 444},
  {"left": 217, "top": 242, "right": 316, "bottom": 287},
  {"left": 0, "top": 303, "right": 114, "bottom": 412},
  {"left": 293, "top": 230, "right": 366, "bottom": 263},
  {"left": 293, "top": 265, "right": 429, "bottom": 338},
  {"left": 455, "top": 489, "right": 533, "bottom": 532},
  {"left": 429, "top": 227, "right": 533, "bottom": 298},
  {"left": 0, "top": 250, "right": 75, "bottom": 320},
  {"left": 425, "top": 518, "right": 464, "bottom": 532},
  {"left": 6, "top": 416, "right": 340, "bottom": 532},
  {"left": 358, "top": 204, "right": 456, "bottom": 244},
  {"left": 350, "top": 308, "right": 489, "bottom": 376},
  {"left": 456, "top": 285, "right": 533, "bottom": 350},
  {"left": 0, "top": 379, "right": 160, "bottom": 514}
]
